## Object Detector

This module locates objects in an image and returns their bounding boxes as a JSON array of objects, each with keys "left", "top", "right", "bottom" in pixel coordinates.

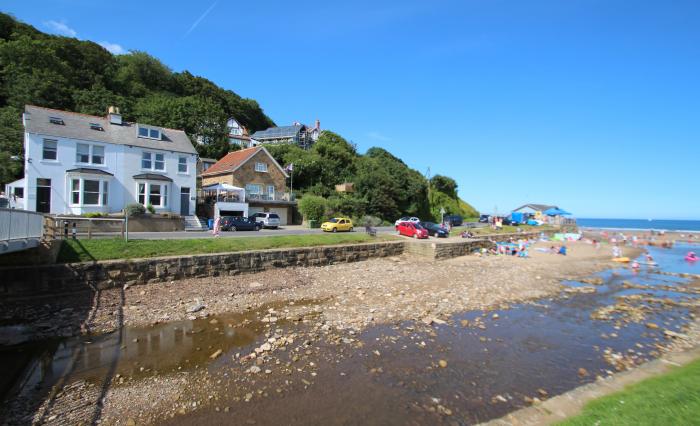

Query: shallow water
[{"left": 1, "top": 244, "right": 698, "bottom": 425}]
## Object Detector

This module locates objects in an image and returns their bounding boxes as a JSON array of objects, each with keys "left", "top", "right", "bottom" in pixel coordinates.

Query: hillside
[
  {"left": 0, "top": 12, "right": 274, "bottom": 182},
  {"left": 0, "top": 12, "right": 478, "bottom": 222}
]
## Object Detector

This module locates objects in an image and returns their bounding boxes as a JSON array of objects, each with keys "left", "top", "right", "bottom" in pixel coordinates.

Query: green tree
[
  {"left": 298, "top": 195, "right": 327, "bottom": 221},
  {"left": 430, "top": 175, "right": 458, "bottom": 199},
  {"left": 0, "top": 106, "right": 23, "bottom": 184}
]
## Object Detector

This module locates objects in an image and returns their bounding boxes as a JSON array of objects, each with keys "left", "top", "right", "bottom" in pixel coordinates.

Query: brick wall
[{"left": 201, "top": 150, "right": 287, "bottom": 195}]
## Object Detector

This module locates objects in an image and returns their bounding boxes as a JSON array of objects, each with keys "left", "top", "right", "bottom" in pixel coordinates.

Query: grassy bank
[
  {"left": 559, "top": 358, "right": 700, "bottom": 426},
  {"left": 450, "top": 225, "right": 556, "bottom": 236},
  {"left": 57, "top": 233, "right": 395, "bottom": 263}
]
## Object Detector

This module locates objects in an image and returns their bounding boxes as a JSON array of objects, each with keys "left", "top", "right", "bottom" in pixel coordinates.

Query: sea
[{"left": 577, "top": 218, "right": 700, "bottom": 232}]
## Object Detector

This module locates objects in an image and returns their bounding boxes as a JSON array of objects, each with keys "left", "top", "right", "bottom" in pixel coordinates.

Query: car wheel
[
  {"left": 396, "top": 229, "right": 401, "bottom": 235},
  {"left": 413, "top": 233, "right": 418, "bottom": 239},
  {"left": 332, "top": 228, "right": 337, "bottom": 233},
  {"left": 349, "top": 227, "right": 354, "bottom": 232},
  {"left": 230, "top": 226, "right": 236, "bottom": 232}
]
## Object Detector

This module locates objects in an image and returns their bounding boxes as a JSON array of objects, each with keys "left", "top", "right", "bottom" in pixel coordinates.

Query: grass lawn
[
  {"left": 559, "top": 358, "right": 700, "bottom": 426},
  {"left": 57, "top": 233, "right": 396, "bottom": 263}
]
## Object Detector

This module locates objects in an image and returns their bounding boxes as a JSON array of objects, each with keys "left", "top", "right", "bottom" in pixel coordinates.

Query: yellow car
[{"left": 321, "top": 217, "right": 354, "bottom": 232}]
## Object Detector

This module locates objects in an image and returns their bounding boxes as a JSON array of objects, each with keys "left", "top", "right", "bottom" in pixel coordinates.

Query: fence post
[
  {"left": 72, "top": 222, "right": 77, "bottom": 239},
  {"left": 88, "top": 219, "right": 92, "bottom": 239}
]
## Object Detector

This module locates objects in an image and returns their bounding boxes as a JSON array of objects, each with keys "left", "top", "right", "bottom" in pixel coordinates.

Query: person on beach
[
  {"left": 612, "top": 245, "right": 621, "bottom": 258},
  {"left": 593, "top": 239, "right": 601, "bottom": 250},
  {"left": 645, "top": 253, "right": 654, "bottom": 263},
  {"left": 558, "top": 245, "right": 567, "bottom": 256}
]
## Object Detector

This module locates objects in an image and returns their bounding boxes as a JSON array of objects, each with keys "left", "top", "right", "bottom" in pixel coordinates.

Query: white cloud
[
  {"left": 44, "top": 20, "right": 77, "bottom": 37},
  {"left": 184, "top": 1, "right": 218, "bottom": 37},
  {"left": 99, "top": 41, "right": 127, "bottom": 55},
  {"left": 367, "top": 131, "right": 391, "bottom": 142}
]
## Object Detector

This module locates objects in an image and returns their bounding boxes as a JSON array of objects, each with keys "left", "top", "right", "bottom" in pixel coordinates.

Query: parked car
[
  {"left": 394, "top": 216, "right": 421, "bottom": 226},
  {"left": 443, "top": 215, "right": 463, "bottom": 226},
  {"left": 396, "top": 221, "right": 429, "bottom": 239},
  {"left": 321, "top": 217, "right": 354, "bottom": 232},
  {"left": 220, "top": 216, "right": 261, "bottom": 231},
  {"left": 420, "top": 222, "right": 449, "bottom": 238},
  {"left": 251, "top": 212, "right": 281, "bottom": 229},
  {"left": 479, "top": 214, "right": 490, "bottom": 223}
]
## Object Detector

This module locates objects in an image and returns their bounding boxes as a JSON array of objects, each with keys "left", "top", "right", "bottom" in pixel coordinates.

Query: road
[{"left": 93, "top": 225, "right": 398, "bottom": 240}]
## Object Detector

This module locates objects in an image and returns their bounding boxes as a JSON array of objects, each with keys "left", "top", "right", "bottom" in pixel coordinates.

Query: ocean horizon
[{"left": 577, "top": 218, "right": 700, "bottom": 232}]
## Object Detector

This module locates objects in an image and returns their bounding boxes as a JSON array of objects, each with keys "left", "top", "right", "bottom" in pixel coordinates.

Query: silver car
[{"left": 252, "top": 212, "right": 281, "bottom": 229}]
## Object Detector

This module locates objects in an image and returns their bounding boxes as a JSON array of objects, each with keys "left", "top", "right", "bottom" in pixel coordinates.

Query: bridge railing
[{"left": 0, "top": 208, "right": 45, "bottom": 254}]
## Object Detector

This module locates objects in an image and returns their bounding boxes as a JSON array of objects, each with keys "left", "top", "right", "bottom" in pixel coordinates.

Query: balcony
[{"left": 246, "top": 192, "right": 295, "bottom": 203}]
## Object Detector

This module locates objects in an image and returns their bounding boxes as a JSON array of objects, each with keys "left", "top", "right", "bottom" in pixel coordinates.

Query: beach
[{"left": 1, "top": 240, "right": 660, "bottom": 425}]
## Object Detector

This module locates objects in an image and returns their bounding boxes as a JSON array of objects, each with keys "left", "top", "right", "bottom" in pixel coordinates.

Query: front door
[
  {"left": 36, "top": 178, "right": 51, "bottom": 213},
  {"left": 180, "top": 187, "right": 190, "bottom": 216}
]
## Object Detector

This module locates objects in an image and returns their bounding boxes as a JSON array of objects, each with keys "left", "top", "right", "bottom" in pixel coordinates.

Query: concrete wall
[{"left": 0, "top": 241, "right": 405, "bottom": 297}]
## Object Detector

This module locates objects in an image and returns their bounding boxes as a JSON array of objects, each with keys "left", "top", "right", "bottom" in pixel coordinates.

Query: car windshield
[
  {"left": 414, "top": 223, "right": 424, "bottom": 229},
  {"left": 422, "top": 222, "right": 436, "bottom": 228},
  {"left": 328, "top": 218, "right": 339, "bottom": 223}
]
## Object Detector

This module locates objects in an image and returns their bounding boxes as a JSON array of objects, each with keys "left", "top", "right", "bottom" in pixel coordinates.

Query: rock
[
  {"left": 421, "top": 317, "right": 434, "bottom": 325},
  {"left": 248, "top": 366, "right": 261, "bottom": 374},
  {"left": 187, "top": 303, "right": 206, "bottom": 313},
  {"left": 537, "top": 388, "right": 548, "bottom": 397},
  {"left": 646, "top": 323, "right": 659, "bottom": 329},
  {"left": 209, "top": 319, "right": 219, "bottom": 325},
  {"left": 492, "top": 313, "right": 500, "bottom": 320},
  {"left": 210, "top": 349, "right": 223, "bottom": 359},
  {"left": 578, "top": 367, "right": 589, "bottom": 377},
  {"left": 249, "top": 282, "right": 263, "bottom": 288},
  {"left": 664, "top": 330, "right": 689, "bottom": 340},
  {"left": 438, "top": 360, "right": 448, "bottom": 368},
  {"left": 460, "top": 319, "right": 470, "bottom": 327},
  {"left": 260, "top": 343, "right": 272, "bottom": 352},
  {"left": 126, "top": 419, "right": 136, "bottom": 426}
]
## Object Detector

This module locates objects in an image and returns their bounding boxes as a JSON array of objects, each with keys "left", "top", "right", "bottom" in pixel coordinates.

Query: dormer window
[
  {"left": 89, "top": 123, "right": 104, "bottom": 131},
  {"left": 49, "top": 116, "right": 64, "bottom": 125},
  {"left": 138, "top": 125, "right": 161, "bottom": 140}
]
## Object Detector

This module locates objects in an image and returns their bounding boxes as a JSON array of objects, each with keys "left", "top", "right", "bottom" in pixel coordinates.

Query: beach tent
[
  {"left": 202, "top": 183, "right": 244, "bottom": 192},
  {"left": 544, "top": 208, "right": 571, "bottom": 216}
]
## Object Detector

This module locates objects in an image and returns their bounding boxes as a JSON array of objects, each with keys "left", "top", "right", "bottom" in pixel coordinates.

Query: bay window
[
  {"left": 136, "top": 182, "right": 169, "bottom": 208},
  {"left": 69, "top": 177, "right": 109, "bottom": 206}
]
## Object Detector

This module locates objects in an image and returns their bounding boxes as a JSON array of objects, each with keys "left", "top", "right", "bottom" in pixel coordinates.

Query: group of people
[{"left": 487, "top": 239, "right": 531, "bottom": 258}]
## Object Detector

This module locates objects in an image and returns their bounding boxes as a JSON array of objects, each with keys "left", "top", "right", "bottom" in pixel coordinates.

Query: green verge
[
  {"left": 558, "top": 358, "right": 700, "bottom": 426},
  {"left": 57, "top": 233, "right": 396, "bottom": 263}
]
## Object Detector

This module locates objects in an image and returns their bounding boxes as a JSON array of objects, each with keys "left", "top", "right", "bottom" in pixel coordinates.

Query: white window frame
[
  {"left": 178, "top": 156, "right": 188, "bottom": 174},
  {"left": 245, "top": 184, "right": 262, "bottom": 194},
  {"left": 141, "top": 151, "right": 166, "bottom": 171},
  {"left": 136, "top": 182, "right": 169, "bottom": 208},
  {"left": 75, "top": 143, "right": 105, "bottom": 166},
  {"left": 138, "top": 125, "right": 161, "bottom": 140},
  {"left": 42, "top": 139, "right": 58, "bottom": 161},
  {"left": 69, "top": 177, "right": 109, "bottom": 207},
  {"left": 255, "top": 162, "right": 268, "bottom": 172},
  {"left": 267, "top": 185, "right": 275, "bottom": 198}
]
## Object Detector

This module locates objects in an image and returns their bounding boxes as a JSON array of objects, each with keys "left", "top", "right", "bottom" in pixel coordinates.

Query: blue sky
[{"left": 4, "top": 0, "right": 700, "bottom": 219}]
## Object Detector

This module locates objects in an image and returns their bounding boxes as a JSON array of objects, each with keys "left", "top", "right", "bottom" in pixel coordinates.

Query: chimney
[
  {"left": 107, "top": 106, "right": 122, "bottom": 125},
  {"left": 315, "top": 119, "right": 320, "bottom": 130}
]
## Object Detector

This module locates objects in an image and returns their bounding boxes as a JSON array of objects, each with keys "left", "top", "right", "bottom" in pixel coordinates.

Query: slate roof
[
  {"left": 250, "top": 124, "right": 305, "bottom": 140},
  {"left": 24, "top": 105, "right": 198, "bottom": 155},
  {"left": 133, "top": 173, "right": 173, "bottom": 182},
  {"left": 513, "top": 203, "right": 558, "bottom": 212},
  {"left": 66, "top": 167, "right": 114, "bottom": 176}
]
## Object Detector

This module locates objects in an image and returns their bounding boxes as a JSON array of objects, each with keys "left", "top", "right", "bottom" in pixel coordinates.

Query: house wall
[
  {"left": 22, "top": 132, "right": 197, "bottom": 215},
  {"left": 201, "top": 149, "right": 287, "bottom": 195}
]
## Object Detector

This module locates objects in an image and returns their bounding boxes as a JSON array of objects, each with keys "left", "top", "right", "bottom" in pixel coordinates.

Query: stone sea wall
[{"left": 0, "top": 241, "right": 405, "bottom": 297}]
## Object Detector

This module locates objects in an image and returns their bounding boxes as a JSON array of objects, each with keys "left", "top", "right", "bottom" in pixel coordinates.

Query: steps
[{"left": 183, "top": 215, "right": 207, "bottom": 231}]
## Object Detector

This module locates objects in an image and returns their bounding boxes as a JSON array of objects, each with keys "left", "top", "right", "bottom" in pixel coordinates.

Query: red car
[{"left": 396, "top": 221, "right": 429, "bottom": 239}]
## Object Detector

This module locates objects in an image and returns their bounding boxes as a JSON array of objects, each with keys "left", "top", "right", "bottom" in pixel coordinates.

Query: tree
[
  {"left": 430, "top": 175, "right": 458, "bottom": 199},
  {"left": 0, "top": 106, "right": 23, "bottom": 184}
]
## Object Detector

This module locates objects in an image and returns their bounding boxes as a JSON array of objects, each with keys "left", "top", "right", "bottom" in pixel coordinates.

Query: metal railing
[
  {"left": 0, "top": 208, "right": 44, "bottom": 242},
  {"left": 0, "top": 208, "right": 45, "bottom": 253},
  {"left": 246, "top": 192, "right": 295, "bottom": 202}
]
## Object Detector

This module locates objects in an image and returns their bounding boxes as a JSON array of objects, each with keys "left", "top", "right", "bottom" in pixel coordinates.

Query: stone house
[{"left": 200, "top": 146, "right": 296, "bottom": 224}]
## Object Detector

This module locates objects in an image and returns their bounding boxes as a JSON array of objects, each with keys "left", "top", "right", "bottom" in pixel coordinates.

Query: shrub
[
  {"left": 359, "top": 215, "right": 382, "bottom": 227},
  {"left": 298, "top": 195, "right": 327, "bottom": 221},
  {"left": 125, "top": 203, "right": 146, "bottom": 217},
  {"left": 146, "top": 204, "right": 156, "bottom": 214},
  {"left": 83, "top": 212, "right": 104, "bottom": 218}
]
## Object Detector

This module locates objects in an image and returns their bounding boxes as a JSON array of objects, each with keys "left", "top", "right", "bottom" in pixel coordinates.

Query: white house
[{"left": 11, "top": 105, "right": 198, "bottom": 216}]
